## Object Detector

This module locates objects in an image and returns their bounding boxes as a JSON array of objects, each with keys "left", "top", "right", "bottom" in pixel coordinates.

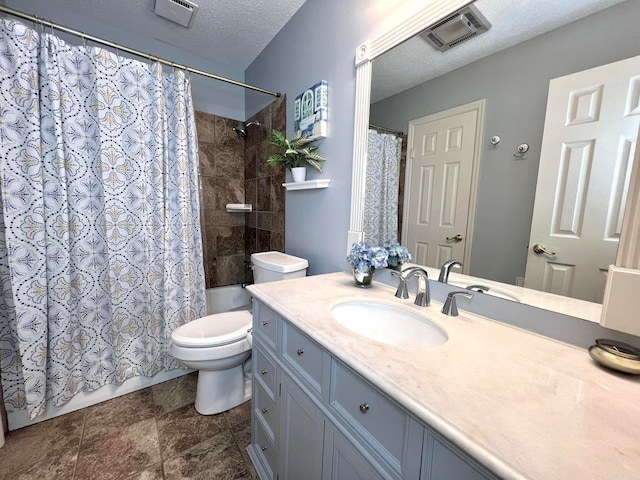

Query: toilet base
[{"left": 194, "top": 364, "right": 252, "bottom": 415}]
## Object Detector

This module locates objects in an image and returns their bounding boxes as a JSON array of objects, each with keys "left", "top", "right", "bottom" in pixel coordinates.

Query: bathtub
[
  {"left": 7, "top": 285, "right": 251, "bottom": 431},
  {"left": 205, "top": 284, "right": 252, "bottom": 314}
]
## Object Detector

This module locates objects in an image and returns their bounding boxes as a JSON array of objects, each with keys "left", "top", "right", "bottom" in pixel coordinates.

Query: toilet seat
[{"left": 171, "top": 310, "right": 252, "bottom": 348}]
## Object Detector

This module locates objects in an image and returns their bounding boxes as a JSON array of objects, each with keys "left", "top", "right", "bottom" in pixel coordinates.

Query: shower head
[{"left": 233, "top": 121, "right": 261, "bottom": 138}]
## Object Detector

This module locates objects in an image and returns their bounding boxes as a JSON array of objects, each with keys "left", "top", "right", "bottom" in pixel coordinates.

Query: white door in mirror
[
  {"left": 403, "top": 101, "right": 482, "bottom": 269},
  {"left": 525, "top": 55, "right": 640, "bottom": 302}
]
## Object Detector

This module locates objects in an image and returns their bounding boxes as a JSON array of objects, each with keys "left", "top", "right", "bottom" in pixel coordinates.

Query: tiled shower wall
[
  {"left": 195, "top": 95, "right": 286, "bottom": 288},
  {"left": 244, "top": 97, "right": 286, "bottom": 260}
]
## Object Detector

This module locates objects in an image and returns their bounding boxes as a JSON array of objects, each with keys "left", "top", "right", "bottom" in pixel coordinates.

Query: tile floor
[{"left": 0, "top": 373, "right": 258, "bottom": 480}]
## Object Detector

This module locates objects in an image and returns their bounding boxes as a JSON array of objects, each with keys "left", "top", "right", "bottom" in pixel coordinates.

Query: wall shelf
[{"left": 283, "top": 179, "right": 331, "bottom": 191}]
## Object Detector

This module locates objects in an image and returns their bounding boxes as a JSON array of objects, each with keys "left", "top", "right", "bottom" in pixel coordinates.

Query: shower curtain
[
  {"left": 363, "top": 129, "right": 402, "bottom": 245},
  {"left": 0, "top": 19, "right": 206, "bottom": 419}
]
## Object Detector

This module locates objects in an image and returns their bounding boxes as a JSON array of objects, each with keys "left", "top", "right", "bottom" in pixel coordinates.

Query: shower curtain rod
[
  {"left": 0, "top": 5, "right": 281, "bottom": 98},
  {"left": 369, "top": 123, "right": 404, "bottom": 136}
]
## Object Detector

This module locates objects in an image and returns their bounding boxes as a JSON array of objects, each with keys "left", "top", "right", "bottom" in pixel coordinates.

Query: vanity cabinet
[{"left": 248, "top": 300, "right": 497, "bottom": 480}]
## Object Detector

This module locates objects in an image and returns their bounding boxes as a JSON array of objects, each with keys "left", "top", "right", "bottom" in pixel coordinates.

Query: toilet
[{"left": 170, "top": 251, "right": 308, "bottom": 415}]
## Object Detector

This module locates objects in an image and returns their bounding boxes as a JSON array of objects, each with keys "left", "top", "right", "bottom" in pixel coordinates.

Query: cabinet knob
[
  {"left": 261, "top": 408, "right": 270, "bottom": 414},
  {"left": 359, "top": 403, "right": 370, "bottom": 414},
  {"left": 297, "top": 348, "right": 304, "bottom": 355},
  {"left": 262, "top": 320, "right": 270, "bottom": 326},
  {"left": 261, "top": 445, "right": 268, "bottom": 451},
  {"left": 261, "top": 369, "right": 269, "bottom": 375}
]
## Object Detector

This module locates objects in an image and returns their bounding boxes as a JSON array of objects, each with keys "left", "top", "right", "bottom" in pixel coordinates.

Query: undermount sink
[{"left": 331, "top": 300, "right": 447, "bottom": 348}]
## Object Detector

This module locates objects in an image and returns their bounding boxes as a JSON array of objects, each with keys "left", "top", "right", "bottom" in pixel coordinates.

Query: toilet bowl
[{"left": 170, "top": 251, "right": 308, "bottom": 415}]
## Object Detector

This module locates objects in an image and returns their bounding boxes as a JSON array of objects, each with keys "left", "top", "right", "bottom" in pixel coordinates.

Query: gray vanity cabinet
[
  {"left": 248, "top": 300, "right": 498, "bottom": 480},
  {"left": 279, "top": 371, "right": 324, "bottom": 480},
  {"left": 322, "top": 424, "right": 386, "bottom": 480}
]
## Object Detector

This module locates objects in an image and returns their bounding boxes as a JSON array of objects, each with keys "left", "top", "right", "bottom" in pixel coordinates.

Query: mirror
[{"left": 348, "top": 0, "right": 640, "bottom": 322}]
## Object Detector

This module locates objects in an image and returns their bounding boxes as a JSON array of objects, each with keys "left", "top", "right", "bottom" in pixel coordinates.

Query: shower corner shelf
[{"left": 282, "top": 179, "right": 331, "bottom": 191}]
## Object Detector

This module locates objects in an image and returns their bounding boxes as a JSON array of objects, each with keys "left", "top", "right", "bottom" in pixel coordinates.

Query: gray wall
[
  {"left": 6, "top": 0, "right": 247, "bottom": 119},
  {"left": 245, "top": 0, "right": 404, "bottom": 275},
  {"left": 370, "top": 0, "right": 640, "bottom": 284}
]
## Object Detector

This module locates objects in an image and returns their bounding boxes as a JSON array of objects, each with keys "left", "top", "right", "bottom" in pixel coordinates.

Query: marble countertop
[{"left": 248, "top": 272, "right": 640, "bottom": 480}]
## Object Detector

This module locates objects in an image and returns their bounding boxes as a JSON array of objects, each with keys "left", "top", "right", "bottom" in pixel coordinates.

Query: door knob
[
  {"left": 446, "top": 234, "right": 463, "bottom": 243},
  {"left": 532, "top": 243, "right": 556, "bottom": 255}
]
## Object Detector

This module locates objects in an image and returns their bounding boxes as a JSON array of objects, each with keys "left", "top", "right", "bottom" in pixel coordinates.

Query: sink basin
[{"left": 331, "top": 300, "right": 447, "bottom": 348}]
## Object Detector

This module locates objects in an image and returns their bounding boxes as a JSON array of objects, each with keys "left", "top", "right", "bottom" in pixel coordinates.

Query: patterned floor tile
[
  {"left": 0, "top": 409, "right": 85, "bottom": 480},
  {"left": 152, "top": 373, "right": 197, "bottom": 416},
  {"left": 162, "top": 430, "right": 251, "bottom": 480},
  {"left": 74, "top": 418, "right": 161, "bottom": 480},
  {"left": 83, "top": 388, "right": 156, "bottom": 441},
  {"left": 0, "top": 373, "right": 258, "bottom": 480},
  {"left": 156, "top": 402, "right": 228, "bottom": 459}
]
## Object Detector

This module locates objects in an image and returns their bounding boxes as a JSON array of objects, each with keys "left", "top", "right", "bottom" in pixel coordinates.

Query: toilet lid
[{"left": 171, "top": 310, "right": 253, "bottom": 347}]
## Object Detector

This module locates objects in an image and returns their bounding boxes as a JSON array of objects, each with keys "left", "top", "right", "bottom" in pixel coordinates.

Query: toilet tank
[{"left": 251, "top": 251, "right": 308, "bottom": 284}]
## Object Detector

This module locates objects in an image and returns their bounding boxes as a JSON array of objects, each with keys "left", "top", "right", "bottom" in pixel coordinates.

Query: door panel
[
  {"left": 525, "top": 55, "right": 640, "bottom": 302},
  {"left": 403, "top": 101, "right": 484, "bottom": 270}
]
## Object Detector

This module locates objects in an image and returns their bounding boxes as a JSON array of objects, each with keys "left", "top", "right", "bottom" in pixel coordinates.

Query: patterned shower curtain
[
  {"left": 0, "top": 19, "right": 206, "bottom": 419},
  {"left": 363, "top": 129, "right": 402, "bottom": 245}
]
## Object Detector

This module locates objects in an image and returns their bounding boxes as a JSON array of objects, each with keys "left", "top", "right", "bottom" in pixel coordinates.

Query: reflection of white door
[
  {"left": 524, "top": 55, "right": 640, "bottom": 302},
  {"left": 402, "top": 100, "right": 484, "bottom": 270}
]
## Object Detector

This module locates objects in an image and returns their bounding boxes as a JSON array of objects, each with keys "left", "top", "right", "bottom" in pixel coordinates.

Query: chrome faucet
[
  {"left": 391, "top": 266, "right": 430, "bottom": 306},
  {"left": 465, "top": 284, "right": 489, "bottom": 293},
  {"left": 441, "top": 291, "right": 473, "bottom": 316},
  {"left": 438, "top": 259, "right": 462, "bottom": 283}
]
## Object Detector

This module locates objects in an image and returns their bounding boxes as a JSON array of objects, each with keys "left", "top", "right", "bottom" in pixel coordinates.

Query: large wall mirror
[{"left": 349, "top": 0, "right": 640, "bottom": 323}]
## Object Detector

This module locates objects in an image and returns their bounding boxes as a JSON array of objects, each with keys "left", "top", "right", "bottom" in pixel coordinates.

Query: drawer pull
[
  {"left": 359, "top": 403, "right": 370, "bottom": 414},
  {"left": 261, "top": 408, "right": 270, "bottom": 414},
  {"left": 261, "top": 369, "right": 269, "bottom": 375},
  {"left": 296, "top": 348, "right": 305, "bottom": 355},
  {"left": 262, "top": 320, "right": 270, "bottom": 326},
  {"left": 261, "top": 445, "right": 268, "bottom": 451}
]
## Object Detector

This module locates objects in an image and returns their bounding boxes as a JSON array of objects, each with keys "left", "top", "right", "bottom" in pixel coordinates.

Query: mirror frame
[{"left": 347, "top": 0, "right": 640, "bottom": 326}]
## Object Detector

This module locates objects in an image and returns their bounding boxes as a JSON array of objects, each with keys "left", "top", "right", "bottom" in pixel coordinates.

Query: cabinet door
[
  {"left": 280, "top": 372, "right": 325, "bottom": 480},
  {"left": 322, "top": 424, "right": 385, "bottom": 480},
  {"left": 422, "top": 434, "right": 495, "bottom": 480}
]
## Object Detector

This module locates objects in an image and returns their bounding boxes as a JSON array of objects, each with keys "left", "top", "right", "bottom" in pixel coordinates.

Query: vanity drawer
[
  {"left": 254, "top": 346, "right": 277, "bottom": 397},
  {"left": 282, "top": 321, "right": 327, "bottom": 395},
  {"left": 330, "top": 361, "right": 419, "bottom": 476},
  {"left": 254, "top": 380, "right": 277, "bottom": 440},
  {"left": 254, "top": 301, "right": 278, "bottom": 351},
  {"left": 253, "top": 416, "right": 277, "bottom": 480}
]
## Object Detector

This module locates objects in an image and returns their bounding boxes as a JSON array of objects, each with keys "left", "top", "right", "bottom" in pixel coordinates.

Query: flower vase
[
  {"left": 291, "top": 166, "right": 307, "bottom": 183},
  {"left": 353, "top": 267, "right": 375, "bottom": 288},
  {"left": 387, "top": 262, "right": 402, "bottom": 271}
]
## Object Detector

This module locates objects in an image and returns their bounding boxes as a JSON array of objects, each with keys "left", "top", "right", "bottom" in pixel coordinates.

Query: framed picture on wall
[{"left": 294, "top": 80, "right": 327, "bottom": 140}]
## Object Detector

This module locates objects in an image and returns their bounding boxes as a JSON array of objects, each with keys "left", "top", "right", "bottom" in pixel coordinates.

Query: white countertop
[{"left": 248, "top": 272, "right": 640, "bottom": 480}]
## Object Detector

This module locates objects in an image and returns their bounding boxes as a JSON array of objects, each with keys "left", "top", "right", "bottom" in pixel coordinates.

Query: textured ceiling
[
  {"left": 4, "top": 0, "right": 632, "bottom": 99},
  {"left": 7, "top": 0, "right": 308, "bottom": 71},
  {"left": 371, "top": 0, "right": 631, "bottom": 103}
]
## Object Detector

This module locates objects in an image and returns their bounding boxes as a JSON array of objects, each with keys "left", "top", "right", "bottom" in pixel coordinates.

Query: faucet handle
[
  {"left": 390, "top": 270, "right": 409, "bottom": 299},
  {"left": 441, "top": 290, "right": 473, "bottom": 316}
]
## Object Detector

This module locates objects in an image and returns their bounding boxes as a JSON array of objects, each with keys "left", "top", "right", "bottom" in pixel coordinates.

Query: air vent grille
[
  {"left": 420, "top": 4, "right": 490, "bottom": 53},
  {"left": 154, "top": 0, "right": 199, "bottom": 28}
]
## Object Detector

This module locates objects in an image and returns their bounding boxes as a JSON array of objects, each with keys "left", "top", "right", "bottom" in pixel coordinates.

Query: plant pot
[
  {"left": 353, "top": 266, "right": 375, "bottom": 288},
  {"left": 291, "top": 166, "right": 307, "bottom": 183}
]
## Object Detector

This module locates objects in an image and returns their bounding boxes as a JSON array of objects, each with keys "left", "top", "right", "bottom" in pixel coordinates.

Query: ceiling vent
[
  {"left": 420, "top": 4, "right": 491, "bottom": 52},
  {"left": 154, "top": 0, "right": 199, "bottom": 28}
]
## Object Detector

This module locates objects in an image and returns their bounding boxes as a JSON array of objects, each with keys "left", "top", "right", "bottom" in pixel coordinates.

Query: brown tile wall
[
  {"left": 195, "top": 95, "right": 286, "bottom": 288},
  {"left": 244, "top": 96, "right": 287, "bottom": 266}
]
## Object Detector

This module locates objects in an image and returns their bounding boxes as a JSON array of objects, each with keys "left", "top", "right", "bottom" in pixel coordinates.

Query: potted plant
[
  {"left": 267, "top": 129, "right": 325, "bottom": 182},
  {"left": 383, "top": 240, "right": 411, "bottom": 270},
  {"left": 346, "top": 241, "right": 389, "bottom": 287}
]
